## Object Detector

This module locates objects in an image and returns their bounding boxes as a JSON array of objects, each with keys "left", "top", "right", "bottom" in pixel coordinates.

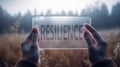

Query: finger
[
  {"left": 96, "top": 41, "right": 107, "bottom": 57},
  {"left": 83, "top": 30, "right": 94, "bottom": 47},
  {"left": 25, "top": 31, "right": 32, "bottom": 42},
  {"left": 29, "top": 25, "right": 40, "bottom": 62},
  {"left": 84, "top": 24, "right": 105, "bottom": 43},
  {"left": 34, "top": 25, "right": 40, "bottom": 45},
  {"left": 32, "top": 26, "right": 39, "bottom": 44},
  {"left": 36, "top": 26, "right": 40, "bottom": 45},
  {"left": 21, "top": 28, "right": 33, "bottom": 56},
  {"left": 83, "top": 30, "right": 99, "bottom": 63},
  {"left": 22, "top": 30, "right": 32, "bottom": 51}
]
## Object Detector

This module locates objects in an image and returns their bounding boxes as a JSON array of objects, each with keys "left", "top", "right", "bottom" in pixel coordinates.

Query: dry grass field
[{"left": 0, "top": 29, "right": 120, "bottom": 67}]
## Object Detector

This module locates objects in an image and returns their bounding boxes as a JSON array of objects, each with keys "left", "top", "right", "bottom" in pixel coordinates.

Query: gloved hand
[
  {"left": 83, "top": 24, "right": 107, "bottom": 64},
  {"left": 21, "top": 26, "right": 40, "bottom": 63}
]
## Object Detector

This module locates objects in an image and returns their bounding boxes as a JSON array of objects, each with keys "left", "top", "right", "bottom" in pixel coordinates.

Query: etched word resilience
[{"left": 40, "top": 25, "right": 83, "bottom": 40}]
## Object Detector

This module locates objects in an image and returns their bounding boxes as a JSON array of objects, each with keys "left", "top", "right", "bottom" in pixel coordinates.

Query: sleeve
[
  {"left": 92, "top": 58, "right": 117, "bottom": 67},
  {"left": 14, "top": 58, "right": 39, "bottom": 67}
]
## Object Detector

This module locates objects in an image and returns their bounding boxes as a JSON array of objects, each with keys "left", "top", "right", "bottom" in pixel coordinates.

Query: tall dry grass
[{"left": 0, "top": 29, "right": 119, "bottom": 67}]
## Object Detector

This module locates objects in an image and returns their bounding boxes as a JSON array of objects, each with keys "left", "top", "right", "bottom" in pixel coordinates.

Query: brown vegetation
[{"left": 0, "top": 30, "right": 120, "bottom": 67}]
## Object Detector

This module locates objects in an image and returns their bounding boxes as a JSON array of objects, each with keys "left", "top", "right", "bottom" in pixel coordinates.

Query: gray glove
[
  {"left": 83, "top": 24, "right": 107, "bottom": 64},
  {"left": 21, "top": 26, "right": 40, "bottom": 63}
]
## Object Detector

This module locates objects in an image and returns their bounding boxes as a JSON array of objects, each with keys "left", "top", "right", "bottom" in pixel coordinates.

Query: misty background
[{"left": 0, "top": 1, "right": 120, "bottom": 34}]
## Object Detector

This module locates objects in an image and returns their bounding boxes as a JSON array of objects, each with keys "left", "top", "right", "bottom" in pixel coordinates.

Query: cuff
[
  {"left": 15, "top": 58, "right": 39, "bottom": 67},
  {"left": 92, "top": 58, "right": 117, "bottom": 67}
]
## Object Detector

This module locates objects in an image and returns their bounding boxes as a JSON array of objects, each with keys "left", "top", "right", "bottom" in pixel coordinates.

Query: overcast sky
[{"left": 0, "top": 0, "right": 120, "bottom": 15}]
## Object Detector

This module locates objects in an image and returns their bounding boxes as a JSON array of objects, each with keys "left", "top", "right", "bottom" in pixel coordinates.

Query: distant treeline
[{"left": 0, "top": 3, "right": 120, "bottom": 34}]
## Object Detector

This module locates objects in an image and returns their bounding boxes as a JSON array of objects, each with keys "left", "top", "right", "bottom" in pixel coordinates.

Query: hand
[
  {"left": 83, "top": 24, "right": 107, "bottom": 64},
  {"left": 21, "top": 26, "right": 40, "bottom": 63}
]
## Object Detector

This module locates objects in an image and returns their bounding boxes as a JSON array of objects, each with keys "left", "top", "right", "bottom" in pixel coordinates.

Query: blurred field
[{"left": 0, "top": 29, "right": 120, "bottom": 67}]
